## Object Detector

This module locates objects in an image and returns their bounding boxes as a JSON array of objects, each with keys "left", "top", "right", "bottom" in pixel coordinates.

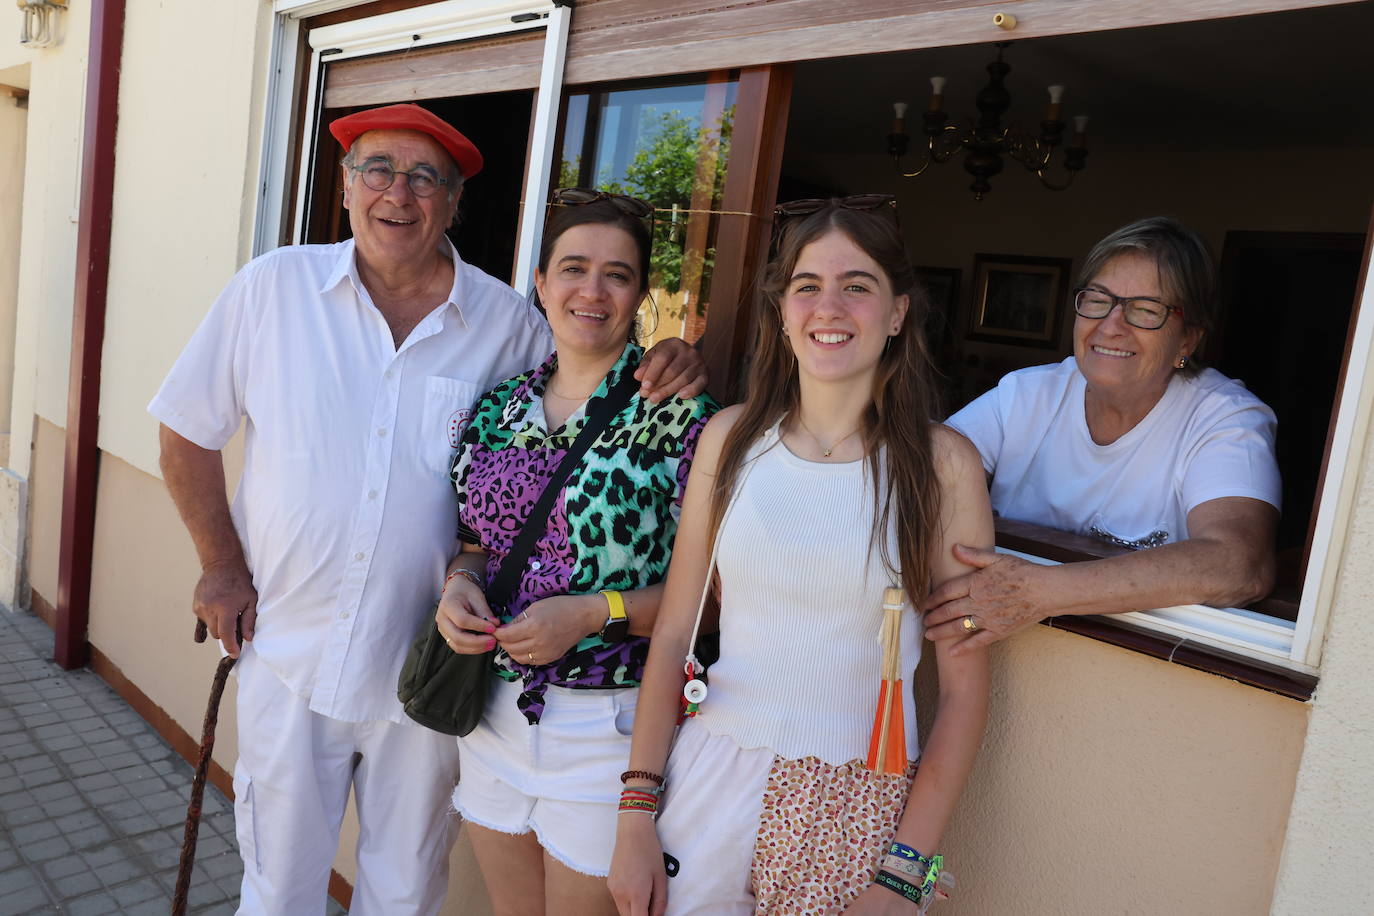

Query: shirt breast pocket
[{"left": 422, "top": 376, "right": 480, "bottom": 480}]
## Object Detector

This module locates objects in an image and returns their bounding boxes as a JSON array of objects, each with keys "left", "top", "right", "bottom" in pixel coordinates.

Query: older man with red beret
[{"left": 150, "top": 104, "right": 704, "bottom": 915}]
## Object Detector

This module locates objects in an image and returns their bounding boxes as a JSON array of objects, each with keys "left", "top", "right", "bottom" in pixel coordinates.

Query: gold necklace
[
  {"left": 545, "top": 383, "right": 597, "bottom": 400},
  {"left": 796, "top": 416, "right": 861, "bottom": 458}
]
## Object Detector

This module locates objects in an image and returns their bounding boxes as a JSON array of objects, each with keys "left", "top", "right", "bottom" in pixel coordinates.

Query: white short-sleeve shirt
[
  {"left": 149, "top": 239, "right": 552, "bottom": 723},
  {"left": 946, "top": 358, "right": 1281, "bottom": 549}
]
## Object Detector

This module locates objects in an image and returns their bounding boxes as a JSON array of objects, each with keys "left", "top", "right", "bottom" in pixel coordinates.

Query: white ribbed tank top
[{"left": 697, "top": 424, "right": 922, "bottom": 765}]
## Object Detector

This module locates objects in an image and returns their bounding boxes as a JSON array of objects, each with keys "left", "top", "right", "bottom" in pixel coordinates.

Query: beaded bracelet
[{"left": 620, "top": 769, "right": 665, "bottom": 787}]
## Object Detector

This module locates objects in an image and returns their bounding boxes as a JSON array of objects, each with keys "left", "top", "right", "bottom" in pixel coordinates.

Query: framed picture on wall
[
  {"left": 915, "top": 266, "right": 961, "bottom": 317},
  {"left": 967, "top": 254, "right": 1072, "bottom": 348}
]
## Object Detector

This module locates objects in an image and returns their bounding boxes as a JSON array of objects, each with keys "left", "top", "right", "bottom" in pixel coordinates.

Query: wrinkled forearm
[{"left": 1032, "top": 534, "right": 1275, "bottom": 618}]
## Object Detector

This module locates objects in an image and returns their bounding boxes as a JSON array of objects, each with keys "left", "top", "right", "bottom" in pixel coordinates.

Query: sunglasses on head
[
  {"left": 552, "top": 187, "right": 654, "bottom": 219},
  {"left": 772, "top": 194, "right": 897, "bottom": 219},
  {"left": 770, "top": 194, "right": 899, "bottom": 250}
]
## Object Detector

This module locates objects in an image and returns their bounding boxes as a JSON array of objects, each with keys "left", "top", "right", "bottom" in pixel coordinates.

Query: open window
[{"left": 761, "top": 3, "right": 1374, "bottom": 690}]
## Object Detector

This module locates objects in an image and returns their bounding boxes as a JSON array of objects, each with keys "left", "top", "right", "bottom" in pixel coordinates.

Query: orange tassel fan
[{"left": 866, "top": 587, "right": 908, "bottom": 775}]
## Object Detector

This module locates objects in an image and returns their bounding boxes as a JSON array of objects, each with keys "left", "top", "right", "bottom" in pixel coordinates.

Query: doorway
[{"left": 303, "top": 90, "right": 534, "bottom": 285}]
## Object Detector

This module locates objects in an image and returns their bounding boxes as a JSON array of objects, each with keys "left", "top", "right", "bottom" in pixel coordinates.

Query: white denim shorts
[{"left": 454, "top": 676, "right": 637, "bottom": 876}]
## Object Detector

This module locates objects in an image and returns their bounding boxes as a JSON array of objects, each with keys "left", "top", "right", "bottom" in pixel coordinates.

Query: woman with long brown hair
[{"left": 608, "top": 197, "right": 992, "bottom": 915}]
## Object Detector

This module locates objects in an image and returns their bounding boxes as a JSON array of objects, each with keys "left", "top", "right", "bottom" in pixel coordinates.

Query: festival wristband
[{"left": 874, "top": 870, "right": 924, "bottom": 904}]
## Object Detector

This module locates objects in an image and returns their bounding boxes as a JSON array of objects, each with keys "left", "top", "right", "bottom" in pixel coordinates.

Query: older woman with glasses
[{"left": 925, "top": 216, "right": 1281, "bottom": 651}]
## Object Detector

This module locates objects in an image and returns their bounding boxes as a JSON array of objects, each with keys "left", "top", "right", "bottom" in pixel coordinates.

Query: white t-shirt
[
  {"left": 946, "top": 358, "right": 1280, "bottom": 550},
  {"left": 149, "top": 238, "right": 552, "bottom": 723}
]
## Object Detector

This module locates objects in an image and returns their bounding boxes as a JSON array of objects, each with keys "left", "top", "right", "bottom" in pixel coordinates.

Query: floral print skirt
[{"left": 658, "top": 719, "right": 917, "bottom": 916}]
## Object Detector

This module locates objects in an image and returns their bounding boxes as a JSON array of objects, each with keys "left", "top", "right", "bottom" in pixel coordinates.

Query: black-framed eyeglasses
[
  {"left": 552, "top": 187, "right": 654, "bottom": 219},
  {"left": 1073, "top": 287, "right": 1184, "bottom": 331},
  {"left": 350, "top": 157, "right": 449, "bottom": 198}
]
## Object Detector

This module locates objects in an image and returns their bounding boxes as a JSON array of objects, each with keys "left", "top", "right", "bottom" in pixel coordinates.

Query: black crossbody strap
[{"left": 484, "top": 371, "right": 641, "bottom": 609}]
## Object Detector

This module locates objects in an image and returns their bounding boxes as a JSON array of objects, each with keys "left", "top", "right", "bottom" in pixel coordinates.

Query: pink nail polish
[{"left": 486, "top": 638, "right": 497, "bottom": 650}]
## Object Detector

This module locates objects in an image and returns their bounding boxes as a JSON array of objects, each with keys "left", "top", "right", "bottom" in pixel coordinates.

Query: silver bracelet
[{"left": 444, "top": 567, "right": 484, "bottom": 591}]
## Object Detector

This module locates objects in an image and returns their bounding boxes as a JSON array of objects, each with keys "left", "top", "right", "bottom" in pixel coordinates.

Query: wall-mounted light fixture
[
  {"left": 19, "top": 0, "right": 68, "bottom": 49},
  {"left": 887, "top": 42, "right": 1089, "bottom": 201}
]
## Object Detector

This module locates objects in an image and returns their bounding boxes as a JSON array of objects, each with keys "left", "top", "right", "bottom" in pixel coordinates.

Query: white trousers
[{"left": 232, "top": 650, "right": 461, "bottom": 916}]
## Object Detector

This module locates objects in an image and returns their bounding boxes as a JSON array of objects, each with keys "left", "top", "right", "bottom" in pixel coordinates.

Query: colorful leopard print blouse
[{"left": 450, "top": 343, "right": 717, "bottom": 724}]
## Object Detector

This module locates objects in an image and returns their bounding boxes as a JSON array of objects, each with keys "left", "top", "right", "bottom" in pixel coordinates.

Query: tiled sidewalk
[{"left": 0, "top": 607, "right": 349, "bottom": 915}]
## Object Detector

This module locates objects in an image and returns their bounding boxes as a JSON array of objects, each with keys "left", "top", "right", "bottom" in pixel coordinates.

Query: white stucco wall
[
  {"left": 99, "top": 0, "right": 272, "bottom": 481},
  {"left": 0, "top": 2, "right": 89, "bottom": 482},
  {"left": 1272, "top": 399, "right": 1374, "bottom": 912}
]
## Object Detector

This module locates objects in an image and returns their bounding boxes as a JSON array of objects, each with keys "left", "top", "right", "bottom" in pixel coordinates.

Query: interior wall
[{"left": 786, "top": 143, "right": 1374, "bottom": 405}]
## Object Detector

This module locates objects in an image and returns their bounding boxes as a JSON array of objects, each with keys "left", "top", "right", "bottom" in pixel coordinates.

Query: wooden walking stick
[
  {"left": 865, "top": 587, "right": 908, "bottom": 775},
  {"left": 172, "top": 619, "right": 238, "bottom": 916}
]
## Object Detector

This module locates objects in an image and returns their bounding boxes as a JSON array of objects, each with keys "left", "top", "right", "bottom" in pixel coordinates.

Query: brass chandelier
[{"left": 887, "top": 42, "right": 1089, "bottom": 201}]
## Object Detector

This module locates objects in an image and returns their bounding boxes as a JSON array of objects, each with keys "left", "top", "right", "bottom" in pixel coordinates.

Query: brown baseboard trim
[
  {"left": 329, "top": 870, "right": 355, "bottom": 910},
  {"left": 31, "top": 587, "right": 57, "bottom": 629},
  {"left": 30, "top": 589, "right": 357, "bottom": 910}
]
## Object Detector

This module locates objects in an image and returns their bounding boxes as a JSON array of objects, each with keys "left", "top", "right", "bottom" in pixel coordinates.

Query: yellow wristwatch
[{"left": 598, "top": 590, "right": 629, "bottom": 641}]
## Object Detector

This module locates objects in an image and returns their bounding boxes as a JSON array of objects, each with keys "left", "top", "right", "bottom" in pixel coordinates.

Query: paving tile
[
  {"left": 30, "top": 781, "right": 76, "bottom": 804},
  {"left": 53, "top": 810, "right": 100, "bottom": 832},
  {"left": 64, "top": 890, "right": 122, "bottom": 916},
  {"left": 94, "top": 856, "right": 144, "bottom": 887},
  {"left": 65, "top": 823, "right": 115, "bottom": 851},
  {"left": 80, "top": 842, "right": 131, "bottom": 869},
  {"left": 111, "top": 875, "right": 162, "bottom": 907},
  {"left": 50, "top": 867, "right": 102, "bottom": 899},
  {"left": 40, "top": 794, "right": 86, "bottom": 818},
  {"left": 102, "top": 751, "right": 143, "bottom": 771},
  {"left": 85, "top": 784, "right": 132, "bottom": 806},
  {"left": 39, "top": 853, "right": 85, "bottom": 880},
  {"left": 11, "top": 819, "right": 59, "bottom": 844},
  {"left": 0, "top": 788, "right": 35, "bottom": 812},
  {"left": 2, "top": 804, "right": 47, "bottom": 828},
  {"left": 37, "top": 731, "right": 83, "bottom": 753},
  {"left": 22, "top": 835, "right": 72, "bottom": 863},
  {"left": 65, "top": 757, "right": 105, "bottom": 777},
  {"left": 126, "top": 898, "right": 177, "bottom": 916},
  {"left": 18, "top": 771, "right": 64, "bottom": 792},
  {"left": 0, "top": 871, "right": 52, "bottom": 912},
  {"left": 11, "top": 753, "right": 49, "bottom": 774}
]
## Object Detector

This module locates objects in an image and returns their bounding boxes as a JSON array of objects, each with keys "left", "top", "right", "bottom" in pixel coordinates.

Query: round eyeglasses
[
  {"left": 350, "top": 157, "right": 449, "bottom": 198},
  {"left": 1073, "top": 287, "right": 1184, "bottom": 331}
]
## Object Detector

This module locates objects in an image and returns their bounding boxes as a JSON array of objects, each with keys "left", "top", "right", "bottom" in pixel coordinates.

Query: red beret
[{"left": 329, "top": 103, "right": 483, "bottom": 180}]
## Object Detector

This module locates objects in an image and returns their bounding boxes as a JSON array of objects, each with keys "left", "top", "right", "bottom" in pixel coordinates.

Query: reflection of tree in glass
[
  {"left": 603, "top": 106, "right": 734, "bottom": 313},
  {"left": 557, "top": 155, "right": 581, "bottom": 193}
]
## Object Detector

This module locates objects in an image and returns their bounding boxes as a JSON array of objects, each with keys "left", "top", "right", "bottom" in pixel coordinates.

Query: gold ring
[
  {"left": 962, "top": 615, "right": 980, "bottom": 632},
  {"left": 528, "top": 652, "right": 536, "bottom": 664}
]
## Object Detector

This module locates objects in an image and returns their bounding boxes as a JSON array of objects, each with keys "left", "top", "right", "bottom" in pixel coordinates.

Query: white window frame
[{"left": 253, "top": 0, "right": 567, "bottom": 271}]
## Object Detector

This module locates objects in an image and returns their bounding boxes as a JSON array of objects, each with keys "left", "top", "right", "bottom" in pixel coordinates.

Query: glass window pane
[{"left": 556, "top": 76, "right": 739, "bottom": 346}]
